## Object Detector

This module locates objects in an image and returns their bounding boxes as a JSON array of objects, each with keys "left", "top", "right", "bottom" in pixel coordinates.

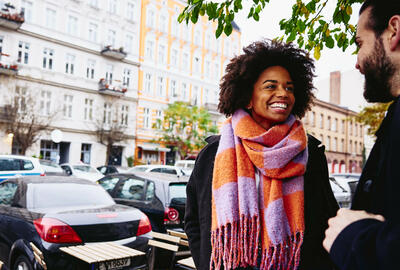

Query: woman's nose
[{"left": 275, "top": 85, "right": 289, "bottom": 97}]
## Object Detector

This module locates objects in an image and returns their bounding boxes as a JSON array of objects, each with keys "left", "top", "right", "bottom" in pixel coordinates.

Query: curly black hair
[{"left": 218, "top": 39, "right": 315, "bottom": 118}]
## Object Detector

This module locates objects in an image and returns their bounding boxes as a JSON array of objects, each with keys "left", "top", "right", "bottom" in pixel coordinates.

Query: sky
[{"left": 234, "top": 0, "right": 368, "bottom": 112}]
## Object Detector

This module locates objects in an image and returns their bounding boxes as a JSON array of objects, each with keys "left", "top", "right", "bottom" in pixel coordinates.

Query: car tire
[{"left": 13, "top": 255, "right": 33, "bottom": 270}]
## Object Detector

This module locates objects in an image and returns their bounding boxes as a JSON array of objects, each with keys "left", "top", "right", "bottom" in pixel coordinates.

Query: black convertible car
[{"left": 0, "top": 176, "right": 152, "bottom": 270}]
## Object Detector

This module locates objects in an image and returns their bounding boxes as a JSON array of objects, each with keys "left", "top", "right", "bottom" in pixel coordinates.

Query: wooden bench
[{"left": 148, "top": 230, "right": 195, "bottom": 270}]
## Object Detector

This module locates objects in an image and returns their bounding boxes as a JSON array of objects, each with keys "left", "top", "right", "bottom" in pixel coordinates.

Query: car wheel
[{"left": 13, "top": 255, "right": 33, "bottom": 270}]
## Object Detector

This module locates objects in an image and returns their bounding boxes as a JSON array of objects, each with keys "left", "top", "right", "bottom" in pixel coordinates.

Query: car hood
[{"left": 73, "top": 172, "right": 103, "bottom": 181}]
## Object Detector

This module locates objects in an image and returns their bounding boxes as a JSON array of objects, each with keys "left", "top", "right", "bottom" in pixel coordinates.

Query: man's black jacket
[
  {"left": 185, "top": 134, "right": 338, "bottom": 270},
  {"left": 330, "top": 97, "right": 400, "bottom": 270}
]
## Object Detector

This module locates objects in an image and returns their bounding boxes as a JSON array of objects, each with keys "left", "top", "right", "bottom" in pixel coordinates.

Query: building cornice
[
  {"left": 16, "top": 75, "right": 139, "bottom": 103},
  {"left": 314, "top": 98, "right": 359, "bottom": 116},
  {"left": 16, "top": 29, "right": 140, "bottom": 67},
  {"left": 47, "top": 126, "right": 136, "bottom": 140}
]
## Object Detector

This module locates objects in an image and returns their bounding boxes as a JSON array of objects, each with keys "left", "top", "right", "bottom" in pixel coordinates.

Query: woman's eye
[
  {"left": 286, "top": 87, "right": 294, "bottom": 92},
  {"left": 265, "top": 85, "right": 275, "bottom": 89}
]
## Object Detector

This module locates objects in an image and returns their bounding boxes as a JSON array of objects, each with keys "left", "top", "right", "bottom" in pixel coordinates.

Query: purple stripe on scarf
[
  {"left": 282, "top": 176, "right": 304, "bottom": 196},
  {"left": 292, "top": 146, "right": 308, "bottom": 167},
  {"left": 231, "top": 109, "right": 248, "bottom": 130},
  {"left": 262, "top": 138, "right": 307, "bottom": 170},
  {"left": 238, "top": 176, "right": 259, "bottom": 217},
  {"left": 264, "top": 198, "right": 291, "bottom": 245},
  {"left": 213, "top": 182, "right": 239, "bottom": 225},
  {"left": 217, "top": 123, "right": 235, "bottom": 155}
]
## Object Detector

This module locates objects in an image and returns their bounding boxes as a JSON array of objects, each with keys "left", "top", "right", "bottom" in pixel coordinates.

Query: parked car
[
  {"left": 60, "top": 163, "right": 104, "bottom": 182},
  {"left": 329, "top": 177, "right": 352, "bottom": 208},
  {"left": 127, "top": 165, "right": 187, "bottom": 178},
  {"left": 0, "top": 176, "right": 152, "bottom": 270},
  {"left": 98, "top": 172, "right": 187, "bottom": 233},
  {"left": 39, "top": 159, "right": 66, "bottom": 176},
  {"left": 97, "top": 165, "right": 128, "bottom": 175},
  {"left": 331, "top": 173, "right": 361, "bottom": 199},
  {"left": 0, "top": 155, "right": 44, "bottom": 182},
  {"left": 174, "top": 160, "right": 195, "bottom": 176}
]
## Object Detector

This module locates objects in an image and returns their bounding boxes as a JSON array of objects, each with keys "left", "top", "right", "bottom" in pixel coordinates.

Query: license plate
[{"left": 98, "top": 258, "right": 131, "bottom": 270}]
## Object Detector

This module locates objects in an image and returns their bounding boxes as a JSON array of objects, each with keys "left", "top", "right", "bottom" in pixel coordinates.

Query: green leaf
[
  {"left": 253, "top": 12, "right": 259, "bottom": 21},
  {"left": 325, "top": 36, "right": 334, "bottom": 48},
  {"left": 287, "top": 31, "right": 296, "bottom": 42},
  {"left": 216, "top": 22, "right": 223, "bottom": 38},
  {"left": 255, "top": 4, "right": 261, "bottom": 14},
  {"left": 248, "top": 7, "right": 254, "bottom": 18},
  {"left": 314, "top": 44, "right": 321, "bottom": 60},
  {"left": 297, "top": 20, "right": 306, "bottom": 33},
  {"left": 224, "top": 23, "right": 233, "bottom": 36}
]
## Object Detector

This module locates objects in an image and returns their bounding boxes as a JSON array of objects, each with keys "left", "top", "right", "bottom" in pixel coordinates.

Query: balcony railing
[
  {"left": 100, "top": 46, "right": 127, "bottom": 60},
  {"left": 0, "top": 4, "right": 24, "bottom": 30},
  {"left": 98, "top": 78, "right": 127, "bottom": 96},
  {"left": 0, "top": 54, "right": 18, "bottom": 75}
]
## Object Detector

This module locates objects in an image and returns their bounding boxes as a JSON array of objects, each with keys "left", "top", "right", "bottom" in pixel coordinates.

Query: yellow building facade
[{"left": 136, "top": 0, "right": 241, "bottom": 164}]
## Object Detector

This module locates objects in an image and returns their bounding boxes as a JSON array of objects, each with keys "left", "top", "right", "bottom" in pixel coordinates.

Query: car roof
[
  {"left": 110, "top": 172, "right": 188, "bottom": 183},
  {"left": 0, "top": 155, "right": 38, "bottom": 161},
  {"left": 5, "top": 175, "right": 97, "bottom": 185}
]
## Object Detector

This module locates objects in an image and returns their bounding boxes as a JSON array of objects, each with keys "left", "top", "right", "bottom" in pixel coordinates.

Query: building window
[
  {"left": 320, "top": 134, "right": 324, "bottom": 144},
  {"left": 86, "top": 59, "right": 95, "bottom": 79},
  {"left": 333, "top": 118, "right": 338, "bottom": 132},
  {"left": 157, "top": 76, "right": 164, "bottom": 96},
  {"left": 205, "top": 60, "right": 211, "bottom": 78},
  {"left": 158, "top": 44, "right": 166, "bottom": 64},
  {"left": 90, "top": 0, "right": 99, "bottom": 8},
  {"left": 108, "top": 0, "right": 117, "bottom": 14},
  {"left": 143, "top": 108, "right": 150, "bottom": 128},
  {"left": 355, "top": 123, "right": 358, "bottom": 136},
  {"left": 40, "top": 140, "right": 59, "bottom": 162},
  {"left": 84, "top": 98, "right": 93, "bottom": 121},
  {"left": 144, "top": 73, "right": 152, "bottom": 94},
  {"left": 327, "top": 116, "right": 331, "bottom": 130},
  {"left": 205, "top": 33, "right": 211, "bottom": 48},
  {"left": 15, "top": 86, "right": 27, "bottom": 113},
  {"left": 171, "top": 49, "right": 178, "bottom": 67},
  {"left": 155, "top": 110, "right": 162, "bottom": 129},
  {"left": 107, "top": 29, "right": 116, "bottom": 47},
  {"left": 65, "top": 54, "right": 75, "bottom": 74},
  {"left": 333, "top": 137, "right": 337, "bottom": 152},
  {"left": 125, "top": 34, "right": 133, "bottom": 54},
  {"left": 193, "top": 56, "right": 200, "bottom": 73},
  {"left": 319, "top": 113, "right": 324, "bottom": 129},
  {"left": 360, "top": 142, "right": 363, "bottom": 154},
  {"left": 42, "top": 48, "right": 54, "bottom": 70},
  {"left": 194, "top": 29, "right": 201, "bottom": 45},
  {"left": 147, "top": 9, "right": 155, "bottom": 28},
  {"left": 310, "top": 111, "right": 315, "bottom": 127},
  {"left": 182, "top": 83, "right": 188, "bottom": 101},
  {"left": 182, "top": 52, "right": 189, "bottom": 70},
  {"left": 341, "top": 138, "right": 345, "bottom": 152},
  {"left": 342, "top": 119, "right": 345, "bottom": 134},
  {"left": 145, "top": 40, "right": 154, "bottom": 59},
  {"left": 103, "top": 103, "right": 112, "bottom": 124},
  {"left": 67, "top": 15, "right": 78, "bottom": 36},
  {"left": 224, "top": 39, "right": 230, "bottom": 56},
  {"left": 214, "top": 63, "right": 220, "bottom": 79},
  {"left": 45, "top": 8, "right": 56, "bottom": 29},
  {"left": 170, "top": 80, "right": 177, "bottom": 97},
  {"left": 127, "top": 1, "right": 136, "bottom": 21},
  {"left": 349, "top": 140, "right": 353, "bottom": 153},
  {"left": 105, "top": 64, "right": 113, "bottom": 84},
  {"left": 81, "top": 144, "right": 91, "bottom": 164},
  {"left": 88, "top": 22, "right": 98, "bottom": 43},
  {"left": 349, "top": 121, "right": 353, "bottom": 135},
  {"left": 192, "top": 86, "right": 199, "bottom": 105},
  {"left": 171, "top": 17, "right": 179, "bottom": 36},
  {"left": 122, "top": 68, "right": 131, "bottom": 87},
  {"left": 121, "top": 105, "right": 129, "bottom": 126},
  {"left": 40, "top": 90, "right": 52, "bottom": 116},
  {"left": 21, "top": 0, "right": 33, "bottom": 23},
  {"left": 326, "top": 136, "right": 331, "bottom": 151},
  {"left": 17, "top": 41, "right": 30, "bottom": 64},
  {"left": 355, "top": 141, "right": 358, "bottom": 154},
  {"left": 63, "top": 94, "right": 73, "bottom": 118},
  {"left": 0, "top": 36, "right": 3, "bottom": 61},
  {"left": 160, "top": 14, "right": 167, "bottom": 32}
]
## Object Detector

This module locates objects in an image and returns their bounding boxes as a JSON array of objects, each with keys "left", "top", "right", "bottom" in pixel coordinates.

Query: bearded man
[{"left": 323, "top": 1, "right": 400, "bottom": 269}]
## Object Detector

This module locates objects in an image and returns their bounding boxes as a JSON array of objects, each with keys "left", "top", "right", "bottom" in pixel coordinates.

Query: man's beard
[{"left": 362, "top": 37, "right": 396, "bottom": 103}]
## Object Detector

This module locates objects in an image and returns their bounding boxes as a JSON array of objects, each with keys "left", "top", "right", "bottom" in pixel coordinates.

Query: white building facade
[{"left": 0, "top": 0, "right": 141, "bottom": 167}]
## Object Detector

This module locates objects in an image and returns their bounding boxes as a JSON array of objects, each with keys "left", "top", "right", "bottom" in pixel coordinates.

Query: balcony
[
  {"left": 100, "top": 45, "right": 127, "bottom": 60},
  {"left": 0, "top": 4, "right": 24, "bottom": 30},
  {"left": 98, "top": 78, "right": 127, "bottom": 96},
  {"left": 0, "top": 55, "right": 18, "bottom": 75}
]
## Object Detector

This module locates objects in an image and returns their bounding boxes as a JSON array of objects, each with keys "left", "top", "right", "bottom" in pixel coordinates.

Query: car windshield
[
  {"left": 28, "top": 183, "right": 115, "bottom": 209},
  {"left": 73, "top": 165, "right": 98, "bottom": 173},
  {"left": 39, "top": 160, "right": 59, "bottom": 168},
  {"left": 129, "top": 167, "right": 148, "bottom": 172},
  {"left": 169, "top": 183, "right": 186, "bottom": 204}
]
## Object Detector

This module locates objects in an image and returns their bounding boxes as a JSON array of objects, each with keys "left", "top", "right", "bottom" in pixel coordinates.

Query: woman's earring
[{"left": 246, "top": 104, "right": 252, "bottom": 110}]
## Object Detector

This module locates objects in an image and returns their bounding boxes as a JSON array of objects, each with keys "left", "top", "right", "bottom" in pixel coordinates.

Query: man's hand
[{"left": 323, "top": 208, "right": 385, "bottom": 253}]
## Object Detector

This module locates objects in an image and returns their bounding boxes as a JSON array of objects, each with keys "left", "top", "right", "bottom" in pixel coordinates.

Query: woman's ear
[
  {"left": 388, "top": 15, "right": 400, "bottom": 51},
  {"left": 246, "top": 102, "right": 252, "bottom": 110}
]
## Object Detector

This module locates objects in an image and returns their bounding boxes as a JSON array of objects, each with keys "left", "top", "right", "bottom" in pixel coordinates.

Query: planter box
[
  {"left": 0, "top": 67, "right": 17, "bottom": 76},
  {"left": 0, "top": 16, "right": 23, "bottom": 30},
  {"left": 100, "top": 48, "right": 127, "bottom": 60}
]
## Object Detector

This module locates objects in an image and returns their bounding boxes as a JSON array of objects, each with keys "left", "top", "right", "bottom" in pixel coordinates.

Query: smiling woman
[{"left": 184, "top": 40, "right": 339, "bottom": 270}]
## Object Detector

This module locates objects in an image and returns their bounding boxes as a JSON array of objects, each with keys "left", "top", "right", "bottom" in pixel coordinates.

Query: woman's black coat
[{"left": 184, "top": 134, "right": 338, "bottom": 270}]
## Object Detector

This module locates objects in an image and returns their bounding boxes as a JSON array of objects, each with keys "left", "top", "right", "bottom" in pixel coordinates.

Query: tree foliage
[
  {"left": 354, "top": 102, "right": 392, "bottom": 137},
  {"left": 179, "top": 0, "right": 364, "bottom": 59},
  {"left": 154, "top": 101, "right": 218, "bottom": 159},
  {"left": 0, "top": 91, "right": 57, "bottom": 155}
]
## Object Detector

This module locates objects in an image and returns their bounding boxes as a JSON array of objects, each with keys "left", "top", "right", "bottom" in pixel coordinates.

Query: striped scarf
[{"left": 211, "top": 109, "right": 308, "bottom": 270}]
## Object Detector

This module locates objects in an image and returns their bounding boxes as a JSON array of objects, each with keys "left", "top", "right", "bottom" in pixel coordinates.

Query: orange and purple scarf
[{"left": 211, "top": 109, "right": 308, "bottom": 270}]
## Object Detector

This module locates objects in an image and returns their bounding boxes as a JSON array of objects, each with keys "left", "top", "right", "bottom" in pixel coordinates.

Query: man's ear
[{"left": 388, "top": 15, "right": 400, "bottom": 51}]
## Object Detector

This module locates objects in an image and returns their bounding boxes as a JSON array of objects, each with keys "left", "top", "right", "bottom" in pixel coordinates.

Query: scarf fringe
[
  {"left": 210, "top": 215, "right": 260, "bottom": 270},
  {"left": 259, "top": 232, "right": 304, "bottom": 270}
]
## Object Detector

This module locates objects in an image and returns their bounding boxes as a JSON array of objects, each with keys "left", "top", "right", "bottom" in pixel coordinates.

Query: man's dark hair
[
  {"left": 360, "top": 0, "right": 400, "bottom": 37},
  {"left": 218, "top": 40, "right": 315, "bottom": 118}
]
